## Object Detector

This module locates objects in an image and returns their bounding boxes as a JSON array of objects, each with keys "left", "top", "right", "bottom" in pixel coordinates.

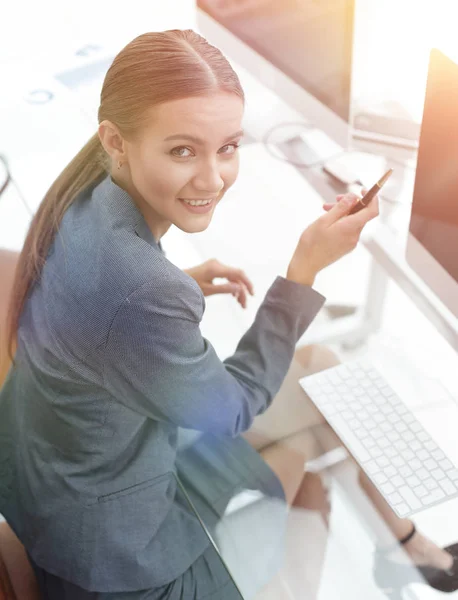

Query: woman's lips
[{"left": 178, "top": 198, "right": 215, "bottom": 213}]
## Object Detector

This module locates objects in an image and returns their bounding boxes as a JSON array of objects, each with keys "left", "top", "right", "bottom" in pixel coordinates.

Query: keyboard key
[
  {"left": 394, "top": 441, "right": 407, "bottom": 452},
  {"left": 364, "top": 460, "right": 380, "bottom": 475},
  {"left": 402, "top": 450, "right": 415, "bottom": 461},
  {"left": 416, "top": 468, "right": 430, "bottom": 481},
  {"left": 399, "top": 466, "right": 413, "bottom": 478},
  {"left": 388, "top": 492, "right": 403, "bottom": 505},
  {"left": 395, "top": 502, "right": 410, "bottom": 517},
  {"left": 422, "top": 489, "right": 446, "bottom": 506},
  {"left": 391, "top": 475, "right": 404, "bottom": 487},
  {"left": 395, "top": 502, "right": 411, "bottom": 519},
  {"left": 372, "top": 447, "right": 383, "bottom": 459},
  {"left": 373, "top": 473, "right": 388, "bottom": 485},
  {"left": 384, "top": 466, "right": 397, "bottom": 478},
  {"left": 431, "top": 469, "right": 446, "bottom": 482},
  {"left": 424, "top": 459, "right": 438, "bottom": 470},
  {"left": 399, "top": 486, "right": 422, "bottom": 511},
  {"left": 413, "top": 485, "right": 428, "bottom": 498},
  {"left": 410, "top": 459, "right": 422, "bottom": 471},
  {"left": 439, "top": 480, "right": 457, "bottom": 495},
  {"left": 381, "top": 482, "right": 395, "bottom": 495},
  {"left": 432, "top": 449, "right": 446, "bottom": 461},
  {"left": 424, "top": 478, "right": 437, "bottom": 491},
  {"left": 440, "top": 459, "right": 454, "bottom": 471},
  {"left": 411, "top": 422, "right": 423, "bottom": 433},
  {"left": 406, "top": 475, "right": 421, "bottom": 488},
  {"left": 449, "top": 470, "right": 458, "bottom": 481},
  {"left": 385, "top": 447, "right": 397, "bottom": 458},
  {"left": 395, "top": 422, "right": 408, "bottom": 433}
]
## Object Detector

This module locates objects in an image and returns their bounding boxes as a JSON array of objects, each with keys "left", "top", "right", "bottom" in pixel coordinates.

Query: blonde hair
[{"left": 6, "top": 29, "right": 245, "bottom": 366}]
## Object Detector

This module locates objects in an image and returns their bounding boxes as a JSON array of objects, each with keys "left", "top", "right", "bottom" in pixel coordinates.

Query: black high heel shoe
[{"left": 373, "top": 524, "right": 458, "bottom": 598}]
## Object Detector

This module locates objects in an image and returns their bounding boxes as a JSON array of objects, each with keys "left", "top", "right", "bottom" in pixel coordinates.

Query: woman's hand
[
  {"left": 286, "top": 189, "right": 379, "bottom": 286},
  {"left": 184, "top": 259, "right": 254, "bottom": 308}
]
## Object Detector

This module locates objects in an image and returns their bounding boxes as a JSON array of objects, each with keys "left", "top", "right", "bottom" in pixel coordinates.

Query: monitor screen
[
  {"left": 407, "top": 48, "right": 458, "bottom": 318},
  {"left": 197, "top": 0, "right": 355, "bottom": 123}
]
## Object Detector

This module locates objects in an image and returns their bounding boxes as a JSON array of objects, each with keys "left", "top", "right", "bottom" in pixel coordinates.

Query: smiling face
[{"left": 101, "top": 92, "right": 244, "bottom": 241}]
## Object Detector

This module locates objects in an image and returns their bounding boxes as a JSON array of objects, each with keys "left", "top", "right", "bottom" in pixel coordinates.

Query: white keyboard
[{"left": 299, "top": 359, "right": 458, "bottom": 518}]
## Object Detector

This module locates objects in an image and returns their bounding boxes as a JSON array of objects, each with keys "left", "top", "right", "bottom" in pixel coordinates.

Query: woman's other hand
[
  {"left": 286, "top": 190, "right": 379, "bottom": 286},
  {"left": 184, "top": 259, "right": 254, "bottom": 308}
]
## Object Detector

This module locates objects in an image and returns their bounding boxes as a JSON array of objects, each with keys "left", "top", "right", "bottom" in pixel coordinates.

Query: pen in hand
[{"left": 348, "top": 168, "right": 393, "bottom": 215}]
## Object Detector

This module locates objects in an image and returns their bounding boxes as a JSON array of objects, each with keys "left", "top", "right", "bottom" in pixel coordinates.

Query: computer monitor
[
  {"left": 197, "top": 0, "right": 356, "bottom": 164},
  {"left": 406, "top": 48, "right": 458, "bottom": 321}
]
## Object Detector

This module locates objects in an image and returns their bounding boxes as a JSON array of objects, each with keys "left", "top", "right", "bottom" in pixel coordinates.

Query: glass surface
[{"left": 176, "top": 292, "right": 458, "bottom": 599}]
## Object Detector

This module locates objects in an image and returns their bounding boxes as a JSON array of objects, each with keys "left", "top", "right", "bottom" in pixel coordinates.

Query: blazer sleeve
[{"left": 102, "top": 274, "right": 325, "bottom": 436}]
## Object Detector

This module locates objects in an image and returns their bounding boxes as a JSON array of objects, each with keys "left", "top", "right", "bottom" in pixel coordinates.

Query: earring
[{"left": 117, "top": 160, "right": 123, "bottom": 170}]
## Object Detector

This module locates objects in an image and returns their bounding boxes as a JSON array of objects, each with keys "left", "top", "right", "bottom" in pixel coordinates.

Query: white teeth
[{"left": 182, "top": 198, "right": 213, "bottom": 206}]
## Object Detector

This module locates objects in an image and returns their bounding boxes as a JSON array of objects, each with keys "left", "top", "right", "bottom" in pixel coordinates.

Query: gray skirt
[{"left": 29, "top": 432, "right": 288, "bottom": 600}]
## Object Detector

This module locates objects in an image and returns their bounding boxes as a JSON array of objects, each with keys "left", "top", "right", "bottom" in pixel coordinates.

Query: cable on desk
[
  {"left": 261, "top": 120, "right": 417, "bottom": 172},
  {"left": 261, "top": 121, "right": 347, "bottom": 169},
  {"left": 259, "top": 121, "right": 414, "bottom": 205}
]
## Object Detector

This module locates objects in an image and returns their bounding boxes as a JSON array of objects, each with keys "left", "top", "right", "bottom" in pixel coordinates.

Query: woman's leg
[
  {"left": 244, "top": 345, "right": 339, "bottom": 599},
  {"left": 242, "top": 344, "right": 341, "bottom": 506}
]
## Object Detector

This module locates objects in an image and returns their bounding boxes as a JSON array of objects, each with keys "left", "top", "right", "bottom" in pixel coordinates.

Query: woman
[{"left": 0, "top": 29, "right": 456, "bottom": 599}]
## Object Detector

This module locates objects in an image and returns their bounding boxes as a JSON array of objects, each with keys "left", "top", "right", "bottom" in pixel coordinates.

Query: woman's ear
[{"left": 98, "top": 120, "right": 127, "bottom": 165}]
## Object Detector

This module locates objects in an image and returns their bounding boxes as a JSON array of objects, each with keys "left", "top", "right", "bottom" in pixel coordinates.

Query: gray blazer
[{"left": 0, "top": 175, "right": 325, "bottom": 592}]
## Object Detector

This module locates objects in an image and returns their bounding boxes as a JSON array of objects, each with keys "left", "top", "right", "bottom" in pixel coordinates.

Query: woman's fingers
[
  {"left": 322, "top": 192, "right": 357, "bottom": 212},
  {"left": 207, "top": 259, "right": 254, "bottom": 296},
  {"left": 225, "top": 269, "right": 254, "bottom": 296}
]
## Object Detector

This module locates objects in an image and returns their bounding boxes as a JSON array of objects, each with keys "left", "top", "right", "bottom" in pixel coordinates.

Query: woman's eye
[
  {"left": 170, "top": 143, "right": 240, "bottom": 158},
  {"left": 219, "top": 143, "right": 240, "bottom": 155},
  {"left": 171, "top": 146, "right": 193, "bottom": 158}
]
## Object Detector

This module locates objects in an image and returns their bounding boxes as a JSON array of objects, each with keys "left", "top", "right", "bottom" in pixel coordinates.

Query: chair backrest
[
  {"left": 0, "top": 252, "right": 41, "bottom": 598},
  {"left": 0, "top": 522, "right": 41, "bottom": 600},
  {"left": 0, "top": 249, "right": 19, "bottom": 389}
]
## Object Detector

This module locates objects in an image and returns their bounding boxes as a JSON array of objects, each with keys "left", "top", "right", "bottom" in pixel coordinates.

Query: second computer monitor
[{"left": 407, "top": 48, "right": 458, "bottom": 321}]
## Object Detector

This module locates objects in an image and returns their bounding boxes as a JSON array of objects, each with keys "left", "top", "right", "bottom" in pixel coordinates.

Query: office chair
[{"left": 0, "top": 248, "right": 41, "bottom": 599}]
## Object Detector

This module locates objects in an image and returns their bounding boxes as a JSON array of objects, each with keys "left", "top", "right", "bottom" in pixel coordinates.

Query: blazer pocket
[{"left": 96, "top": 472, "right": 171, "bottom": 504}]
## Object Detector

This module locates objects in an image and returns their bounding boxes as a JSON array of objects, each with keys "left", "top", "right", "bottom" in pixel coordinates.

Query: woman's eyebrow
[{"left": 164, "top": 130, "right": 244, "bottom": 144}]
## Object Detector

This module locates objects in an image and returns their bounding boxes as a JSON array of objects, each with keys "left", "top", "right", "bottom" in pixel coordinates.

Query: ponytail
[{"left": 5, "top": 133, "right": 108, "bottom": 366}]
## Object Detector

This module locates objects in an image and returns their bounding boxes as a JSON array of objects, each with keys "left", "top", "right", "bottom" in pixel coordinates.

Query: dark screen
[
  {"left": 410, "top": 48, "right": 458, "bottom": 282},
  {"left": 198, "top": 0, "right": 354, "bottom": 122}
]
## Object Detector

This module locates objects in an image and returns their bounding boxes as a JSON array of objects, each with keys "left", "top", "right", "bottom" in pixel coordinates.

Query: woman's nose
[{"left": 193, "top": 169, "right": 224, "bottom": 195}]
